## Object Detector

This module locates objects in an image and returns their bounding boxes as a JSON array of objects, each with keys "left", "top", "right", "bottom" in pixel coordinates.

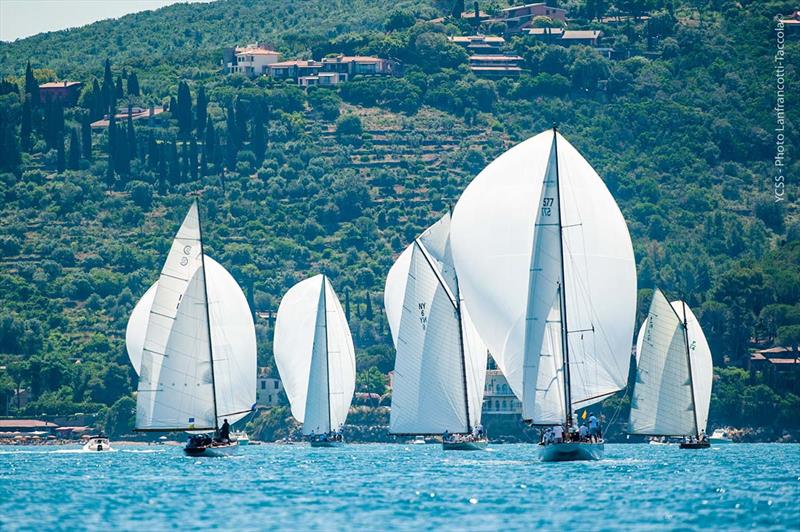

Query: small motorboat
[
  {"left": 409, "top": 435, "right": 427, "bottom": 445},
  {"left": 709, "top": 428, "right": 733, "bottom": 444},
  {"left": 184, "top": 434, "right": 239, "bottom": 457},
  {"left": 648, "top": 436, "right": 675, "bottom": 445},
  {"left": 539, "top": 441, "right": 604, "bottom": 461},
  {"left": 82, "top": 435, "right": 112, "bottom": 452},
  {"left": 232, "top": 430, "right": 250, "bottom": 446}
]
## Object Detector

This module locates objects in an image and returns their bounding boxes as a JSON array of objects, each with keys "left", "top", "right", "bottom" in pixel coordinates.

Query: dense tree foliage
[{"left": 0, "top": 0, "right": 796, "bottom": 437}]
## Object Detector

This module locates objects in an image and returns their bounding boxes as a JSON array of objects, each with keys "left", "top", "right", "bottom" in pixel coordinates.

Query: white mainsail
[
  {"left": 136, "top": 202, "right": 216, "bottom": 431},
  {"left": 273, "top": 275, "right": 356, "bottom": 435},
  {"left": 385, "top": 214, "right": 488, "bottom": 434},
  {"left": 127, "top": 255, "right": 256, "bottom": 426},
  {"left": 450, "top": 129, "right": 636, "bottom": 423},
  {"left": 630, "top": 290, "right": 713, "bottom": 436}
]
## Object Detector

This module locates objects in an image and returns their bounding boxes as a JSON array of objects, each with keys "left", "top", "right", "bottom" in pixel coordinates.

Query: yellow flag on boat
[{"left": 581, "top": 410, "right": 587, "bottom": 420}]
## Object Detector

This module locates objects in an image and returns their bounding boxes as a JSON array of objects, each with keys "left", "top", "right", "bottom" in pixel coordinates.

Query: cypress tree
[
  {"left": 147, "top": 132, "right": 158, "bottom": 170},
  {"left": 168, "top": 96, "right": 177, "bottom": 113},
  {"left": 196, "top": 85, "right": 207, "bottom": 137},
  {"left": 20, "top": 96, "right": 32, "bottom": 152},
  {"left": 235, "top": 96, "right": 247, "bottom": 145},
  {"left": 116, "top": 118, "right": 129, "bottom": 177},
  {"left": 157, "top": 144, "right": 167, "bottom": 194},
  {"left": 127, "top": 71, "right": 140, "bottom": 96},
  {"left": 81, "top": 113, "right": 92, "bottom": 160},
  {"left": 115, "top": 75, "right": 124, "bottom": 99},
  {"left": 189, "top": 138, "right": 198, "bottom": 181},
  {"left": 90, "top": 78, "right": 103, "bottom": 120},
  {"left": 168, "top": 141, "right": 179, "bottom": 184},
  {"left": 68, "top": 128, "right": 80, "bottom": 170},
  {"left": 177, "top": 81, "right": 192, "bottom": 137},
  {"left": 344, "top": 288, "right": 351, "bottom": 321},
  {"left": 181, "top": 142, "right": 189, "bottom": 182},
  {"left": 365, "top": 292, "right": 374, "bottom": 320},
  {"left": 127, "top": 112, "right": 137, "bottom": 163},
  {"left": 201, "top": 117, "right": 213, "bottom": 177},
  {"left": 24, "top": 61, "right": 40, "bottom": 106},
  {"left": 56, "top": 133, "right": 65, "bottom": 173},
  {"left": 102, "top": 58, "right": 114, "bottom": 114},
  {"left": 106, "top": 112, "right": 116, "bottom": 187},
  {"left": 451, "top": 0, "right": 465, "bottom": 18},
  {"left": 225, "top": 101, "right": 238, "bottom": 148}
]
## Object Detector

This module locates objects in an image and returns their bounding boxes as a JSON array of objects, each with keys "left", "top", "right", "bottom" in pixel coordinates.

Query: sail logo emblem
[
  {"left": 690, "top": 340, "right": 696, "bottom": 351},
  {"left": 418, "top": 302, "right": 427, "bottom": 330},
  {"left": 180, "top": 245, "right": 192, "bottom": 266}
]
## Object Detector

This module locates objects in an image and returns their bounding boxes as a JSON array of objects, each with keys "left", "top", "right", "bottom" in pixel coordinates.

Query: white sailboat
[
  {"left": 450, "top": 128, "right": 637, "bottom": 461},
  {"left": 629, "top": 288, "right": 713, "bottom": 449},
  {"left": 130, "top": 201, "right": 256, "bottom": 457},
  {"left": 384, "top": 213, "right": 488, "bottom": 450},
  {"left": 273, "top": 275, "right": 356, "bottom": 447}
]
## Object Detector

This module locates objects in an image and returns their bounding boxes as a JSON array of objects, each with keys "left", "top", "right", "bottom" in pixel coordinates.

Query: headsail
[
  {"left": 630, "top": 292, "right": 712, "bottom": 436},
  {"left": 385, "top": 214, "right": 487, "bottom": 434},
  {"left": 136, "top": 202, "right": 216, "bottom": 431},
  {"left": 127, "top": 256, "right": 256, "bottom": 426},
  {"left": 451, "top": 130, "right": 636, "bottom": 419},
  {"left": 274, "top": 275, "right": 356, "bottom": 435}
]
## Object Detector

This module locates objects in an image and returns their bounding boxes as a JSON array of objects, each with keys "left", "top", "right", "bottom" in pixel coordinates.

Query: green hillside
[{"left": 0, "top": 0, "right": 797, "bottom": 439}]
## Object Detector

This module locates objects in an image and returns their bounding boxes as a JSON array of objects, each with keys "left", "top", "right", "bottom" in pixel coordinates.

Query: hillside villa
[
  {"left": 529, "top": 28, "right": 604, "bottom": 47},
  {"left": 500, "top": 2, "right": 567, "bottom": 33},
  {"left": 39, "top": 81, "right": 83, "bottom": 106}
]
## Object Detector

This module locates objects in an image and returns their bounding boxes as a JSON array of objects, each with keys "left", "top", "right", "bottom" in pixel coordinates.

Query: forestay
[
  {"left": 136, "top": 203, "right": 215, "bottom": 431},
  {"left": 273, "top": 275, "right": 356, "bottom": 435},
  {"left": 451, "top": 130, "right": 636, "bottom": 415},
  {"left": 385, "top": 214, "right": 487, "bottom": 434},
  {"left": 126, "top": 255, "right": 256, "bottom": 426}
]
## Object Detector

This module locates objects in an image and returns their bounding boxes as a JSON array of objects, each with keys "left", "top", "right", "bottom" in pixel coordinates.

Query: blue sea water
[{"left": 0, "top": 443, "right": 797, "bottom": 531}]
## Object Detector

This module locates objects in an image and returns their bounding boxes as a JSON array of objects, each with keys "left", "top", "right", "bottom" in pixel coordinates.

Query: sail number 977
[{"left": 542, "top": 197, "right": 554, "bottom": 217}]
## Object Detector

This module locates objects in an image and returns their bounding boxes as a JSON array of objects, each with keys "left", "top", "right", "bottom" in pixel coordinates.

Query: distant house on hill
[
  {"left": 256, "top": 368, "right": 284, "bottom": 407},
  {"left": 225, "top": 44, "right": 281, "bottom": 76},
  {"left": 483, "top": 369, "right": 522, "bottom": 415},
  {"left": 469, "top": 54, "right": 524, "bottom": 77},
  {"left": 780, "top": 10, "right": 800, "bottom": 32},
  {"left": 529, "top": 28, "right": 603, "bottom": 46},
  {"left": 448, "top": 35, "right": 506, "bottom": 55},
  {"left": 501, "top": 2, "right": 567, "bottom": 32},
  {"left": 268, "top": 55, "right": 397, "bottom": 86},
  {"left": 39, "top": 81, "right": 83, "bottom": 106}
]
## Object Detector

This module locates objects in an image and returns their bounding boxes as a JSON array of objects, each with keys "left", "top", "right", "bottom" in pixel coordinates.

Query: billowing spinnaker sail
[
  {"left": 389, "top": 242, "right": 469, "bottom": 434},
  {"left": 451, "top": 130, "right": 636, "bottom": 410},
  {"left": 273, "top": 275, "right": 355, "bottom": 435},
  {"left": 126, "top": 257, "right": 256, "bottom": 426},
  {"left": 684, "top": 304, "right": 712, "bottom": 434},
  {"left": 384, "top": 246, "right": 413, "bottom": 349},
  {"left": 136, "top": 202, "right": 216, "bottom": 431},
  {"left": 628, "top": 289, "right": 695, "bottom": 436}
]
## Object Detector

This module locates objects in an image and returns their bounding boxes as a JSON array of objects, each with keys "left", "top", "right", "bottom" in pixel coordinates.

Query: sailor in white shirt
[{"left": 552, "top": 424, "right": 564, "bottom": 444}]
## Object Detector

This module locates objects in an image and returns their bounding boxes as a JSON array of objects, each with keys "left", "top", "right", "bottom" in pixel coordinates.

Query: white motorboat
[
  {"left": 82, "top": 435, "right": 112, "bottom": 452},
  {"left": 709, "top": 428, "right": 733, "bottom": 444},
  {"left": 409, "top": 435, "right": 427, "bottom": 445},
  {"left": 232, "top": 430, "right": 250, "bottom": 446}
]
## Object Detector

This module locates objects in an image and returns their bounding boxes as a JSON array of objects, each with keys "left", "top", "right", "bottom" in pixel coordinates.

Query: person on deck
[
  {"left": 443, "top": 430, "right": 451, "bottom": 443},
  {"left": 552, "top": 424, "right": 564, "bottom": 444},
  {"left": 579, "top": 423, "right": 588, "bottom": 441},
  {"left": 219, "top": 419, "right": 231, "bottom": 442},
  {"left": 588, "top": 414, "right": 600, "bottom": 442}
]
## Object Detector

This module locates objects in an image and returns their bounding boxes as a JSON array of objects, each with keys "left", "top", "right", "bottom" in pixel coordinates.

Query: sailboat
[
  {"left": 273, "top": 275, "right": 356, "bottom": 447},
  {"left": 450, "top": 128, "right": 637, "bottom": 461},
  {"left": 629, "top": 288, "right": 713, "bottom": 449},
  {"left": 384, "top": 213, "right": 488, "bottom": 451},
  {"left": 130, "top": 201, "right": 256, "bottom": 457}
]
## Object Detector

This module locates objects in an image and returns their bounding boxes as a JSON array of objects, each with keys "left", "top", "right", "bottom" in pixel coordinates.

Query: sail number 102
[{"left": 542, "top": 197, "right": 554, "bottom": 217}]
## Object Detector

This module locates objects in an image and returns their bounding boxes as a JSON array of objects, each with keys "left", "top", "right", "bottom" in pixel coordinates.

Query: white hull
[
  {"left": 184, "top": 440, "right": 239, "bottom": 457},
  {"left": 232, "top": 431, "right": 250, "bottom": 446},
  {"left": 82, "top": 437, "right": 112, "bottom": 452},
  {"left": 539, "top": 442, "right": 603, "bottom": 462},
  {"left": 442, "top": 440, "right": 488, "bottom": 451}
]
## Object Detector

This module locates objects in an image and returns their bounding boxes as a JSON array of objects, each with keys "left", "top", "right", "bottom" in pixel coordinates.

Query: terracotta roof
[
  {"left": 470, "top": 66, "right": 523, "bottom": 71},
  {"left": 768, "top": 358, "right": 800, "bottom": 365},
  {"left": 0, "top": 419, "right": 58, "bottom": 428},
  {"left": 269, "top": 60, "right": 320, "bottom": 68},
  {"left": 449, "top": 35, "right": 506, "bottom": 44},
  {"left": 756, "top": 346, "right": 796, "bottom": 355},
  {"left": 501, "top": 3, "right": 547, "bottom": 11},
  {"left": 237, "top": 49, "right": 280, "bottom": 56},
  {"left": 562, "top": 30, "right": 602, "bottom": 39},
  {"left": 39, "top": 81, "right": 82, "bottom": 89}
]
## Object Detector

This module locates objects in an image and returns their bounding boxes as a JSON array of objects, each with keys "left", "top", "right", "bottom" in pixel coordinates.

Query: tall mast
[
  {"left": 682, "top": 300, "right": 700, "bottom": 437},
  {"left": 552, "top": 127, "right": 573, "bottom": 428},
  {"left": 197, "top": 200, "right": 219, "bottom": 430},
  {"left": 453, "top": 263, "right": 472, "bottom": 434},
  {"left": 321, "top": 276, "right": 332, "bottom": 434}
]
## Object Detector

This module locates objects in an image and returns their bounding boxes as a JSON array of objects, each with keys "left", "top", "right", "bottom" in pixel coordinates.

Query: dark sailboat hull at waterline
[
  {"left": 183, "top": 440, "right": 239, "bottom": 457},
  {"left": 539, "top": 442, "right": 604, "bottom": 462}
]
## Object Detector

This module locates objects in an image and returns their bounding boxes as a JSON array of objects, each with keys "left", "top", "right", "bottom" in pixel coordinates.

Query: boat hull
[
  {"left": 442, "top": 440, "right": 488, "bottom": 451},
  {"left": 310, "top": 440, "right": 344, "bottom": 448},
  {"left": 539, "top": 442, "right": 604, "bottom": 462},
  {"left": 184, "top": 440, "right": 239, "bottom": 457},
  {"left": 679, "top": 442, "right": 710, "bottom": 449},
  {"left": 82, "top": 437, "right": 111, "bottom": 452}
]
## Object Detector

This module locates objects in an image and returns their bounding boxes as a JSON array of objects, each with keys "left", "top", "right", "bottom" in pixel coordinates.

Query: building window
[
  {"left": 268, "top": 395, "right": 272, "bottom": 403},
  {"left": 274, "top": 381, "right": 279, "bottom": 389},
  {"left": 261, "top": 381, "right": 266, "bottom": 390},
  {"left": 502, "top": 400, "right": 507, "bottom": 410},
  {"left": 495, "top": 400, "right": 500, "bottom": 410}
]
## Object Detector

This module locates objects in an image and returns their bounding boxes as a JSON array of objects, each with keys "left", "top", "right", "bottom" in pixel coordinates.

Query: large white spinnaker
[
  {"left": 450, "top": 129, "right": 636, "bottom": 421},
  {"left": 630, "top": 291, "right": 712, "bottom": 436},
  {"left": 385, "top": 214, "right": 488, "bottom": 434},
  {"left": 126, "top": 256, "right": 256, "bottom": 426},
  {"left": 136, "top": 202, "right": 216, "bottom": 431},
  {"left": 273, "top": 275, "right": 356, "bottom": 435}
]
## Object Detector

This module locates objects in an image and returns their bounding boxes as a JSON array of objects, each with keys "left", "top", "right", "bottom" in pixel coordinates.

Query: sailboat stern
[{"left": 539, "top": 442, "right": 603, "bottom": 462}]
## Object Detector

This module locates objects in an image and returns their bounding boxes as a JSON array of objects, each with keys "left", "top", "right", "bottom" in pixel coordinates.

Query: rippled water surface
[{"left": 1, "top": 443, "right": 797, "bottom": 530}]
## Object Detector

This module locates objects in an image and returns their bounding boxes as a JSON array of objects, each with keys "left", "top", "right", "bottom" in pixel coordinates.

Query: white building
[
  {"left": 227, "top": 45, "right": 281, "bottom": 76},
  {"left": 256, "top": 369, "right": 284, "bottom": 407},
  {"left": 482, "top": 369, "right": 522, "bottom": 415}
]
